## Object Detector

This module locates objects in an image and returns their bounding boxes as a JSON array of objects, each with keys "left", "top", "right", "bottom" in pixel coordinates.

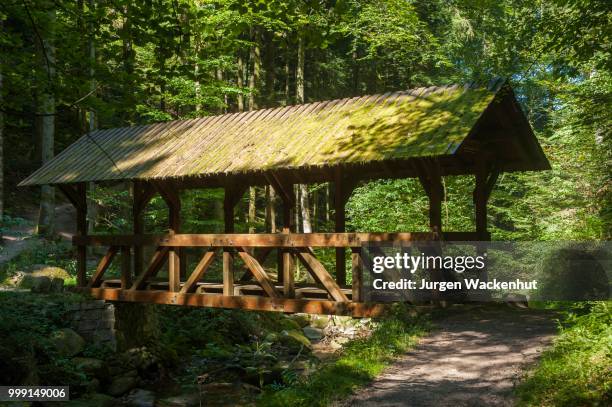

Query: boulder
[
  {"left": 280, "top": 330, "right": 311, "bottom": 351},
  {"left": 310, "top": 315, "right": 330, "bottom": 329},
  {"left": 28, "top": 265, "right": 72, "bottom": 280},
  {"left": 49, "top": 277, "right": 65, "bottom": 293},
  {"left": 29, "top": 276, "right": 52, "bottom": 293},
  {"left": 107, "top": 374, "right": 139, "bottom": 397},
  {"left": 20, "top": 266, "right": 71, "bottom": 292},
  {"left": 72, "top": 357, "right": 105, "bottom": 376},
  {"left": 49, "top": 328, "right": 85, "bottom": 357},
  {"left": 289, "top": 314, "right": 310, "bottom": 328},
  {"left": 278, "top": 318, "right": 302, "bottom": 331},
  {"left": 503, "top": 293, "right": 529, "bottom": 308},
  {"left": 302, "top": 327, "right": 323, "bottom": 341},
  {"left": 125, "top": 388, "right": 155, "bottom": 407}
]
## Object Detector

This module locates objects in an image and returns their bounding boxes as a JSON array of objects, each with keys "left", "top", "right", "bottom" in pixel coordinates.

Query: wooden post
[
  {"left": 267, "top": 174, "right": 295, "bottom": 297},
  {"left": 121, "top": 245, "right": 132, "bottom": 288},
  {"left": 474, "top": 162, "right": 488, "bottom": 237},
  {"left": 223, "top": 186, "right": 236, "bottom": 296},
  {"left": 59, "top": 183, "right": 88, "bottom": 287},
  {"left": 133, "top": 181, "right": 144, "bottom": 279},
  {"left": 76, "top": 183, "right": 87, "bottom": 287},
  {"left": 351, "top": 247, "right": 363, "bottom": 302},
  {"left": 154, "top": 182, "right": 182, "bottom": 292},
  {"left": 417, "top": 160, "right": 444, "bottom": 235},
  {"left": 334, "top": 170, "right": 347, "bottom": 285}
]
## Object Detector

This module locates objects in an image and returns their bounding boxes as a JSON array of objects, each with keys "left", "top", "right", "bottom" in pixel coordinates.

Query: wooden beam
[
  {"left": 296, "top": 248, "right": 349, "bottom": 302},
  {"left": 73, "top": 287, "right": 390, "bottom": 317},
  {"left": 88, "top": 246, "right": 119, "bottom": 288},
  {"left": 181, "top": 250, "right": 217, "bottom": 294},
  {"left": 237, "top": 249, "right": 280, "bottom": 298},
  {"left": 130, "top": 246, "right": 169, "bottom": 290},
  {"left": 238, "top": 247, "right": 272, "bottom": 282},
  {"left": 75, "top": 231, "right": 453, "bottom": 248}
]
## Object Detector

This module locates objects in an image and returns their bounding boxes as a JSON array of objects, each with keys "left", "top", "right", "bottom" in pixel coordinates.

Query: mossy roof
[{"left": 20, "top": 81, "right": 548, "bottom": 186}]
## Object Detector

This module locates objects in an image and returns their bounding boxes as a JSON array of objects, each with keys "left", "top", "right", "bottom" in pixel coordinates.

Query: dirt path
[{"left": 345, "top": 307, "right": 557, "bottom": 407}]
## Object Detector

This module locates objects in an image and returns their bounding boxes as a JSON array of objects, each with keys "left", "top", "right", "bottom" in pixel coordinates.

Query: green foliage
[
  {"left": 258, "top": 304, "right": 430, "bottom": 406},
  {"left": 516, "top": 301, "right": 612, "bottom": 406},
  {"left": 0, "top": 291, "right": 86, "bottom": 385}
]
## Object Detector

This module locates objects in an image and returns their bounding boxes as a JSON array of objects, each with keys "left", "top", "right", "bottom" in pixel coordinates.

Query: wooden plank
[
  {"left": 88, "top": 246, "right": 119, "bottom": 288},
  {"left": 121, "top": 246, "right": 132, "bottom": 289},
  {"left": 223, "top": 251, "right": 234, "bottom": 296},
  {"left": 74, "top": 232, "right": 437, "bottom": 248},
  {"left": 283, "top": 249, "right": 295, "bottom": 298},
  {"left": 181, "top": 250, "right": 216, "bottom": 294},
  {"left": 73, "top": 287, "right": 390, "bottom": 317},
  {"left": 296, "top": 249, "right": 349, "bottom": 302},
  {"left": 237, "top": 249, "right": 280, "bottom": 298},
  {"left": 130, "top": 246, "right": 169, "bottom": 290},
  {"left": 351, "top": 248, "right": 363, "bottom": 302}
]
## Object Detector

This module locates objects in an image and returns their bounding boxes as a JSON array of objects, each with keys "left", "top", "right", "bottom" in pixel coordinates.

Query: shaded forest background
[{"left": 0, "top": 0, "right": 609, "bottom": 241}]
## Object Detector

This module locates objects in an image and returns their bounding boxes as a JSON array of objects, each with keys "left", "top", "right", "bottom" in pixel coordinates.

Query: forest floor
[
  {"left": 343, "top": 306, "right": 558, "bottom": 407},
  {"left": 0, "top": 203, "right": 75, "bottom": 266}
]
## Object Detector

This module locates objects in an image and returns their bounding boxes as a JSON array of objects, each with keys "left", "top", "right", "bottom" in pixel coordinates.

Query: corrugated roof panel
[{"left": 19, "top": 84, "right": 503, "bottom": 186}]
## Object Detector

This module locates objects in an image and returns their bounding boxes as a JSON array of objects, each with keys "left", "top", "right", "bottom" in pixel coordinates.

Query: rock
[
  {"left": 30, "top": 276, "right": 52, "bottom": 293},
  {"left": 503, "top": 293, "right": 529, "bottom": 308},
  {"left": 329, "top": 340, "right": 343, "bottom": 350},
  {"left": 289, "top": 314, "right": 310, "bottom": 328},
  {"left": 157, "top": 392, "right": 201, "bottom": 407},
  {"left": 49, "top": 277, "right": 64, "bottom": 293},
  {"left": 85, "top": 378, "right": 101, "bottom": 393},
  {"left": 49, "top": 328, "right": 85, "bottom": 357},
  {"left": 310, "top": 315, "right": 330, "bottom": 329},
  {"left": 66, "top": 393, "right": 116, "bottom": 407},
  {"left": 279, "top": 318, "right": 302, "bottom": 331},
  {"left": 28, "top": 265, "right": 72, "bottom": 280},
  {"left": 106, "top": 374, "right": 139, "bottom": 397},
  {"left": 302, "top": 326, "right": 323, "bottom": 341},
  {"left": 72, "top": 357, "right": 105, "bottom": 376},
  {"left": 281, "top": 329, "right": 311, "bottom": 351},
  {"left": 125, "top": 388, "right": 155, "bottom": 407},
  {"left": 241, "top": 382, "right": 261, "bottom": 393}
]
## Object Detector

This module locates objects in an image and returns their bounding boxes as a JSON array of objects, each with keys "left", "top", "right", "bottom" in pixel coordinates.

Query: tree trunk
[
  {"left": 296, "top": 35, "right": 305, "bottom": 104},
  {"left": 237, "top": 54, "right": 244, "bottom": 111},
  {"left": 194, "top": 38, "right": 201, "bottom": 112},
  {"left": 284, "top": 47, "right": 290, "bottom": 105},
  {"left": 248, "top": 187, "right": 256, "bottom": 233},
  {"left": 0, "top": 21, "right": 3, "bottom": 223},
  {"left": 37, "top": 7, "right": 56, "bottom": 236},
  {"left": 265, "top": 185, "right": 276, "bottom": 233},
  {"left": 248, "top": 29, "right": 261, "bottom": 111},
  {"left": 300, "top": 184, "right": 312, "bottom": 233},
  {"left": 295, "top": 36, "right": 311, "bottom": 233},
  {"left": 86, "top": 0, "right": 97, "bottom": 236}
]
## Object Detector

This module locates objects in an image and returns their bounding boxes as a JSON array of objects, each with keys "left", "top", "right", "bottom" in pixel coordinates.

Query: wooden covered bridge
[{"left": 20, "top": 80, "right": 549, "bottom": 316}]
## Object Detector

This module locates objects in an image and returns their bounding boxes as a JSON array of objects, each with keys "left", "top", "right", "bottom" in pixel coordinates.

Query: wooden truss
[{"left": 59, "top": 160, "right": 496, "bottom": 317}]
